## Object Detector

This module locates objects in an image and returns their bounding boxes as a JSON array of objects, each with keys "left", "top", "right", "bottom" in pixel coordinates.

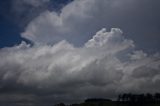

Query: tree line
[
  {"left": 54, "top": 93, "right": 160, "bottom": 106},
  {"left": 117, "top": 93, "right": 160, "bottom": 103}
]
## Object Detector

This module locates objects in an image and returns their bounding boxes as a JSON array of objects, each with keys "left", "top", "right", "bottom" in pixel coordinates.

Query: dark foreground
[
  {"left": 56, "top": 100, "right": 160, "bottom": 106},
  {"left": 55, "top": 93, "right": 160, "bottom": 106},
  {"left": 0, "top": 93, "right": 160, "bottom": 106}
]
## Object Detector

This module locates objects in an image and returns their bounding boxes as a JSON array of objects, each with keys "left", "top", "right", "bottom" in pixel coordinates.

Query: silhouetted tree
[
  {"left": 146, "top": 93, "right": 154, "bottom": 103},
  {"left": 55, "top": 103, "right": 66, "bottom": 106},
  {"left": 117, "top": 94, "right": 122, "bottom": 102},
  {"left": 85, "top": 98, "right": 111, "bottom": 103},
  {"left": 121, "top": 93, "right": 127, "bottom": 102},
  {"left": 155, "top": 93, "right": 160, "bottom": 102}
]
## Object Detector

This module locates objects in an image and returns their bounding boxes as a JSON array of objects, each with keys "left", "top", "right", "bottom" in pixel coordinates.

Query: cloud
[
  {"left": 0, "top": 28, "right": 160, "bottom": 104},
  {"left": 21, "top": 0, "right": 160, "bottom": 52},
  {"left": 0, "top": 0, "right": 160, "bottom": 104},
  {"left": 9, "top": 0, "right": 50, "bottom": 27},
  {"left": 0, "top": 0, "right": 71, "bottom": 28},
  {"left": 20, "top": 0, "right": 50, "bottom": 7}
]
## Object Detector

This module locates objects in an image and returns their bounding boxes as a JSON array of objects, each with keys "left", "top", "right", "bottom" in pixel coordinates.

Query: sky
[{"left": 0, "top": 0, "right": 160, "bottom": 105}]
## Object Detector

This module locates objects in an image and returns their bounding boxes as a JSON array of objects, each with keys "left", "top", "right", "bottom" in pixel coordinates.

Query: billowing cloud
[
  {"left": 0, "top": 28, "right": 160, "bottom": 104},
  {"left": 0, "top": 0, "right": 160, "bottom": 105},
  {"left": 22, "top": 0, "right": 160, "bottom": 52}
]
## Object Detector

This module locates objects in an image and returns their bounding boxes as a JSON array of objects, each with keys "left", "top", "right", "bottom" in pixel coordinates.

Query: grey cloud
[
  {"left": 10, "top": 0, "right": 50, "bottom": 27},
  {"left": 0, "top": 0, "right": 160, "bottom": 104},
  {"left": 19, "top": 0, "right": 50, "bottom": 7},
  {"left": 22, "top": 0, "right": 160, "bottom": 52},
  {"left": 0, "top": 28, "right": 160, "bottom": 104},
  {"left": 132, "top": 66, "right": 159, "bottom": 78},
  {"left": 0, "top": 0, "right": 72, "bottom": 28}
]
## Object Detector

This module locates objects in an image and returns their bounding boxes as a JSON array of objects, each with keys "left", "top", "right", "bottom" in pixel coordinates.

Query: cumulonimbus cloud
[
  {"left": 0, "top": 28, "right": 160, "bottom": 103},
  {"left": 1, "top": 0, "right": 160, "bottom": 104},
  {"left": 21, "top": 0, "right": 160, "bottom": 51}
]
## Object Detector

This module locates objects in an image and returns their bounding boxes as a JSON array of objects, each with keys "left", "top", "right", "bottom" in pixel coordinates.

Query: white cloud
[
  {"left": 21, "top": 0, "right": 120, "bottom": 44},
  {"left": 1, "top": 0, "right": 160, "bottom": 104},
  {"left": 21, "top": 0, "right": 160, "bottom": 52},
  {"left": 129, "top": 50, "right": 147, "bottom": 60},
  {"left": 1, "top": 28, "right": 160, "bottom": 103}
]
